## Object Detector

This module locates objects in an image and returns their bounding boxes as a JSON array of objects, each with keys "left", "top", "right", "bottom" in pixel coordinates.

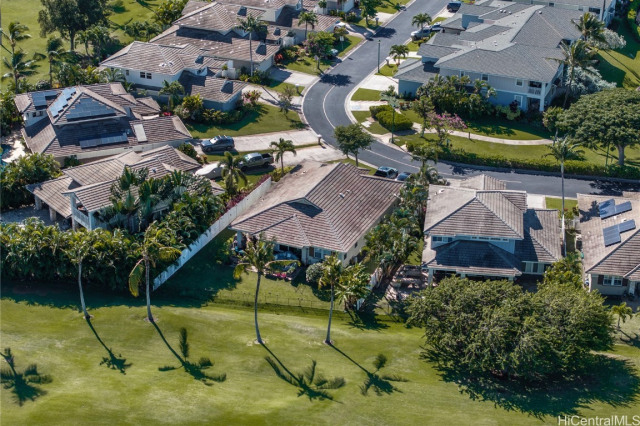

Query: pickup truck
[{"left": 239, "top": 152, "right": 274, "bottom": 171}]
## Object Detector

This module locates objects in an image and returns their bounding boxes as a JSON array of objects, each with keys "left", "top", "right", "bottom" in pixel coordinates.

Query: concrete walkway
[
  {"left": 269, "top": 68, "right": 319, "bottom": 86},
  {"left": 195, "top": 130, "right": 320, "bottom": 154},
  {"left": 526, "top": 194, "right": 547, "bottom": 209},
  {"left": 281, "top": 144, "right": 345, "bottom": 166},
  {"left": 359, "top": 73, "right": 398, "bottom": 91}
]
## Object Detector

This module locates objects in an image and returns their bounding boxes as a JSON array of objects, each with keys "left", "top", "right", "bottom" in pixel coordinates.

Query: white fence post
[{"left": 153, "top": 178, "right": 272, "bottom": 289}]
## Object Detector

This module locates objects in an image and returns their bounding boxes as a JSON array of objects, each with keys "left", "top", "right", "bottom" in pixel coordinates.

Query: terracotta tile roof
[
  {"left": 231, "top": 161, "right": 403, "bottom": 252},
  {"left": 579, "top": 193, "right": 640, "bottom": 278}
]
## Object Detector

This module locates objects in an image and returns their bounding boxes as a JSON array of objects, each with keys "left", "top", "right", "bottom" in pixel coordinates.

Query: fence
[
  {"left": 356, "top": 267, "right": 383, "bottom": 311},
  {"left": 153, "top": 178, "right": 273, "bottom": 289}
]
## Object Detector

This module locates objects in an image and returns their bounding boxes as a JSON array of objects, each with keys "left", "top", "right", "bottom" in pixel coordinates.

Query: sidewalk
[
  {"left": 359, "top": 73, "right": 398, "bottom": 91},
  {"left": 269, "top": 68, "right": 319, "bottom": 87},
  {"left": 226, "top": 130, "right": 320, "bottom": 152}
]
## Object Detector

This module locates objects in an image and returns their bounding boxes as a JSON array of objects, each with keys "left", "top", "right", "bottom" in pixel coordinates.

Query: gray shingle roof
[
  {"left": 578, "top": 193, "right": 640, "bottom": 278},
  {"left": 231, "top": 161, "right": 403, "bottom": 252},
  {"left": 422, "top": 240, "right": 523, "bottom": 277},
  {"left": 27, "top": 176, "right": 77, "bottom": 219},
  {"left": 416, "top": 44, "right": 461, "bottom": 61},
  {"left": 511, "top": 8, "right": 582, "bottom": 48},
  {"left": 394, "top": 59, "right": 440, "bottom": 84},
  {"left": 178, "top": 70, "right": 247, "bottom": 102}
]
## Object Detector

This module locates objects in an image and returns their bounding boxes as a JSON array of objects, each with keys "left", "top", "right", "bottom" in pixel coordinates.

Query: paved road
[{"left": 302, "top": 1, "right": 639, "bottom": 198}]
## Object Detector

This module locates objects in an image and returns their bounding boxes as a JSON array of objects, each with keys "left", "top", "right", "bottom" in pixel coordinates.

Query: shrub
[
  {"left": 63, "top": 155, "right": 80, "bottom": 168},
  {"left": 369, "top": 104, "right": 392, "bottom": 119},
  {"left": 306, "top": 263, "right": 324, "bottom": 285},
  {"left": 345, "top": 12, "right": 359, "bottom": 22},
  {"left": 1, "top": 153, "right": 62, "bottom": 210},
  {"left": 494, "top": 104, "right": 522, "bottom": 121},
  {"left": 376, "top": 110, "right": 414, "bottom": 131}
]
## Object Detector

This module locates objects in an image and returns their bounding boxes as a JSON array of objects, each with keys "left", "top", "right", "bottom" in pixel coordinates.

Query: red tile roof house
[
  {"left": 14, "top": 83, "right": 193, "bottom": 163},
  {"left": 578, "top": 192, "right": 640, "bottom": 297},
  {"left": 230, "top": 161, "right": 404, "bottom": 265}
]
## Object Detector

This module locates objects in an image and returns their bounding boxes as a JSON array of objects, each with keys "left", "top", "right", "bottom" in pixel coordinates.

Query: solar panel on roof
[
  {"left": 599, "top": 199, "right": 616, "bottom": 218},
  {"left": 49, "top": 87, "right": 77, "bottom": 118},
  {"left": 619, "top": 219, "right": 636, "bottom": 233},
  {"left": 615, "top": 201, "right": 632, "bottom": 215},
  {"left": 603, "top": 225, "right": 621, "bottom": 246},
  {"left": 66, "top": 97, "right": 117, "bottom": 121},
  {"left": 78, "top": 132, "right": 128, "bottom": 149}
]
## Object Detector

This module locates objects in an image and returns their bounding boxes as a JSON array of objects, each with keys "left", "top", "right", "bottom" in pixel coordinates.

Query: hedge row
[{"left": 369, "top": 105, "right": 414, "bottom": 131}]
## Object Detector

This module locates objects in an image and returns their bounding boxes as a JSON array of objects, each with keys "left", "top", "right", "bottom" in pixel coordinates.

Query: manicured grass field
[
  {"left": 186, "top": 104, "right": 304, "bottom": 139},
  {"left": 351, "top": 110, "right": 388, "bottom": 134},
  {"left": 2, "top": 282, "right": 639, "bottom": 424},
  {"left": 351, "top": 88, "right": 382, "bottom": 101},
  {"left": 282, "top": 57, "right": 332, "bottom": 75},
  {"left": 263, "top": 81, "right": 304, "bottom": 95},
  {"left": 376, "top": 63, "right": 399, "bottom": 77},
  {"left": 598, "top": 17, "right": 640, "bottom": 89},
  {"left": 375, "top": 0, "right": 411, "bottom": 14},
  {"left": 545, "top": 197, "right": 578, "bottom": 211},
  {"left": 336, "top": 35, "right": 363, "bottom": 58}
]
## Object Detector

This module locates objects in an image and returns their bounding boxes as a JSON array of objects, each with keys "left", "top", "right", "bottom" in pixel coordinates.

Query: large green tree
[
  {"left": 38, "top": 0, "right": 111, "bottom": 50},
  {"left": 154, "top": 0, "right": 189, "bottom": 27},
  {"left": 0, "top": 153, "right": 61, "bottom": 210},
  {"left": 333, "top": 124, "right": 374, "bottom": 166},
  {"left": 557, "top": 89, "right": 640, "bottom": 166}
]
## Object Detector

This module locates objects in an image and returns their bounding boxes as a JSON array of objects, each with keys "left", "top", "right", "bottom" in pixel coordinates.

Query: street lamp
[
  {"left": 340, "top": 35, "right": 344, "bottom": 52},
  {"left": 377, "top": 40, "right": 381, "bottom": 73}
]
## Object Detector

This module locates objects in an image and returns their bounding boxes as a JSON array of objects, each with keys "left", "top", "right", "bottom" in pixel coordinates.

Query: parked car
[
  {"left": 200, "top": 135, "right": 234, "bottom": 153},
  {"left": 411, "top": 24, "right": 442, "bottom": 39},
  {"left": 329, "top": 48, "right": 339, "bottom": 57},
  {"left": 195, "top": 162, "right": 225, "bottom": 179},
  {"left": 447, "top": 1, "right": 462, "bottom": 12},
  {"left": 395, "top": 172, "right": 412, "bottom": 181},
  {"left": 334, "top": 22, "right": 347, "bottom": 31},
  {"left": 374, "top": 166, "right": 399, "bottom": 179},
  {"left": 239, "top": 152, "right": 274, "bottom": 171}
]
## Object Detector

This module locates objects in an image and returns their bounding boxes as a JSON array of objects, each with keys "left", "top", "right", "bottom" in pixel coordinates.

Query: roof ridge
[
  {"left": 475, "top": 192, "right": 523, "bottom": 238},
  {"left": 625, "top": 263, "right": 640, "bottom": 279},
  {"left": 586, "top": 228, "right": 640, "bottom": 274},
  {"left": 425, "top": 196, "right": 477, "bottom": 232}
]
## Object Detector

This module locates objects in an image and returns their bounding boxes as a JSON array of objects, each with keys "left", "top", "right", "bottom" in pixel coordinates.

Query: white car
[{"left": 195, "top": 162, "right": 225, "bottom": 179}]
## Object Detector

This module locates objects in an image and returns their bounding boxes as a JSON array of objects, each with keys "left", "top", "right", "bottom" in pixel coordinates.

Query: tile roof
[
  {"left": 178, "top": 70, "right": 247, "bottom": 102},
  {"left": 182, "top": 0, "right": 210, "bottom": 15},
  {"left": 422, "top": 240, "right": 523, "bottom": 277},
  {"left": 516, "top": 209, "right": 562, "bottom": 263},
  {"left": 101, "top": 41, "right": 192, "bottom": 75},
  {"left": 416, "top": 44, "right": 461, "bottom": 60},
  {"left": 27, "top": 176, "right": 77, "bottom": 219},
  {"left": 231, "top": 161, "right": 403, "bottom": 252},
  {"left": 175, "top": 3, "right": 265, "bottom": 33},
  {"left": 578, "top": 193, "right": 640, "bottom": 279},
  {"left": 454, "top": 174, "right": 507, "bottom": 191},
  {"left": 48, "top": 88, "right": 127, "bottom": 125}
]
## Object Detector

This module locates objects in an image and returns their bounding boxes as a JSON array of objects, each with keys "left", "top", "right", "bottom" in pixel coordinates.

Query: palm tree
[
  {"left": 45, "top": 37, "right": 66, "bottom": 85},
  {"left": 0, "top": 22, "right": 32, "bottom": 56},
  {"left": 76, "top": 30, "right": 91, "bottom": 56},
  {"left": 411, "top": 13, "right": 432, "bottom": 32},
  {"left": 236, "top": 16, "right": 267, "bottom": 76},
  {"left": 611, "top": 302, "right": 633, "bottom": 330},
  {"left": 389, "top": 44, "right": 409, "bottom": 65},
  {"left": 159, "top": 80, "right": 185, "bottom": 110},
  {"left": 318, "top": 0, "right": 327, "bottom": 14},
  {"left": 411, "top": 143, "right": 438, "bottom": 170},
  {"left": 319, "top": 254, "right": 343, "bottom": 345},
  {"left": 63, "top": 230, "right": 94, "bottom": 319},
  {"left": 298, "top": 11, "right": 318, "bottom": 40},
  {"left": 270, "top": 138, "right": 296, "bottom": 174},
  {"left": 555, "top": 40, "right": 596, "bottom": 107},
  {"left": 220, "top": 151, "right": 247, "bottom": 196},
  {"left": 233, "top": 234, "right": 297, "bottom": 344},
  {"left": 336, "top": 263, "right": 370, "bottom": 312},
  {"left": 574, "top": 12, "right": 605, "bottom": 45},
  {"left": 128, "top": 223, "right": 182, "bottom": 322},
  {"left": 2, "top": 50, "right": 42, "bottom": 92},
  {"left": 545, "top": 136, "right": 584, "bottom": 256},
  {"left": 100, "top": 67, "right": 126, "bottom": 83}
]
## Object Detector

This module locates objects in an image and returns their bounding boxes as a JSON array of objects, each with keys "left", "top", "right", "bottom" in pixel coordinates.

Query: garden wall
[{"left": 153, "top": 178, "right": 273, "bottom": 288}]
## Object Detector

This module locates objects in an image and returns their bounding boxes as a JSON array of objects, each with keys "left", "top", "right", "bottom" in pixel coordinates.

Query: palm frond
[{"left": 128, "top": 259, "right": 145, "bottom": 297}]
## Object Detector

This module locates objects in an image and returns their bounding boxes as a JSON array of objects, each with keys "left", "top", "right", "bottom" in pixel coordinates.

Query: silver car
[{"left": 195, "top": 162, "right": 225, "bottom": 179}]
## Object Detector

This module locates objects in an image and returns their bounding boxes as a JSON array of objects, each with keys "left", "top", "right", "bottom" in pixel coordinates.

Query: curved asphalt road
[{"left": 302, "top": 2, "right": 638, "bottom": 198}]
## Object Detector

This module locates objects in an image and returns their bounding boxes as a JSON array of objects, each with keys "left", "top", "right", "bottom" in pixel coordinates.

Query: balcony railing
[{"left": 528, "top": 87, "right": 542, "bottom": 95}]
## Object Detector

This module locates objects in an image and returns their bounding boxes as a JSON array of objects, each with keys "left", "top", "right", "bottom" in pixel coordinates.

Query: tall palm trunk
[
  {"left": 254, "top": 273, "right": 263, "bottom": 343},
  {"left": 563, "top": 68, "right": 574, "bottom": 108},
  {"left": 325, "top": 283, "right": 334, "bottom": 344},
  {"left": 145, "top": 254, "right": 153, "bottom": 322},
  {"left": 78, "top": 261, "right": 89, "bottom": 318},
  {"left": 354, "top": 153, "right": 359, "bottom": 167},
  {"left": 280, "top": 156, "right": 285, "bottom": 174},
  {"left": 49, "top": 58, "right": 53, "bottom": 85},
  {"left": 305, "top": 23, "right": 309, "bottom": 40},
  {"left": 561, "top": 162, "right": 566, "bottom": 256},
  {"left": 249, "top": 33, "right": 254, "bottom": 77}
]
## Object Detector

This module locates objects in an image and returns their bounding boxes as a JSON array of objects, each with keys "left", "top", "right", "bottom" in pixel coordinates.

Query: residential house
[
  {"left": 422, "top": 175, "right": 561, "bottom": 282},
  {"left": 14, "top": 83, "right": 192, "bottom": 163},
  {"left": 508, "top": 0, "right": 620, "bottom": 25},
  {"left": 230, "top": 161, "right": 404, "bottom": 265},
  {"left": 577, "top": 192, "right": 640, "bottom": 296},
  {"left": 27, "top": 145, "right": 222, "bottom": 230},
  {"left": 101, "top": 0, "right": 339, "bottom": 109},
  {"left": 396, "top": 0, "right": 584, "bottom": 111}
]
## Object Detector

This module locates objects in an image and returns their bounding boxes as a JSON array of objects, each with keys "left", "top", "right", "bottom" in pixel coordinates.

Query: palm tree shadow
[
  {"left": 331, "top": 346, "right": 406, "bottom": 396},
  {"left": 345, "top": 309, "right": 389, "bottom": 331},
  {"left": 0, "top": 348, "right": 52, "bottom": 406},
  {"left": 86, "top": 319, "right": 131, "bottom": 374},
  {"left": 262, "top": 345, "right": 345, "bottom": 401},
  {"left": 152, "top": 322, "right": 226, "bottom": 386}
]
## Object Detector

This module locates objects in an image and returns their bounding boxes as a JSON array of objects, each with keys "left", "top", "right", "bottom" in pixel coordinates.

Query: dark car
[
  {"left": 447, "top": 1, "right": 462, "bottom": 12},
  {"left": 374, "top": 166, "right": 399, "bottom": 179},
  {"left": 395, "top": 172, "right": 412, "bottom": 182},
  {"left": 200, "top": 135, "right": 234, "bottom": 153}
]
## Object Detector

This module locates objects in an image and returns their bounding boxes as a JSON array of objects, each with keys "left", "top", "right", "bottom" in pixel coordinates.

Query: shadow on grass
[
  {"left": 330, "top": 346, "right": 406, "bottom": 396},
  {"left": 620, "top": 331, "right": 640, "bottom": 350},
  {"left": 153, "top": 323, "right": 226, "bottom": 386},
  {"left": 0, "top": 348, "right": 52, "bottom": 406},
  {"left": 86, "top": 319, "right": 131, "bottom": 374},
  {"left": 423, "top": 351, "right": 640, "bottom": 418},
  {"left": 345, "top": 304, "right": 389, "bottom": 331},
  {"left": 262, "top": 344, "right": 345, "bottom": 401}
]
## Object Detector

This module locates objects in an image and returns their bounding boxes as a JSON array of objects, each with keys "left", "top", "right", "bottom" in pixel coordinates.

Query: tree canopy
[
  {"left": 38, "top": 0, "right": 111, "bottom": 50},
  {"left": 333, "top": 124, "right": 373, "bottom": 166},
  {"left": 557, "top": 89, "right": 640, "bottom": 166}
]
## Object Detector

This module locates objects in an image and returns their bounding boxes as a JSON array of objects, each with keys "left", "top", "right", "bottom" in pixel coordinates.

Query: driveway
[{"left": 196, "top": 130, "right": 320, "bottom": 154}]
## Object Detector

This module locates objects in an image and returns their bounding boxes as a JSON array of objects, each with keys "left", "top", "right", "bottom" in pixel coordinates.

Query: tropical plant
[
  {"left": 44, "top": 37, "right": 67, "bottom": 85},
  {"left": 318, "top": 0, "right": 327, "bottom": 14},
  {"left": 270, "top": 138, "right": 296, "bottom": 173},
  {"left": 611, "top": 302, "right": 634, "bottom": 330},
  {"left": 411, "top": 13, "right": 432, "bottom": 31},
  {"left": 574, "top": 12, "right": 605, "bottom": 46},
  {"left": 0, "top": 153, "right": 61, "bottom": 210},
  {"left": 124, "top": 20, "right": 162, "bottom": 42},
  {"left": 100, "top": 67, "right": 126, "bottom": 83},
  {"left": 159, "top": 80, "right": 185, "bottom": 110},
  {"left": 128, "top": 222, "right": 182, "bottom": 322},
  {"left": 63, "top": 230, "right": 95, "bottom": 319},
  {"left": 220, "top": 151, "right": 248, "bottom": 196},
  {"left": 236, "top": 16, "right": 267, "bottom": 76},
  {"left": 38, "top": 0, "right": 111, "bottom": 50},
  {"left": 2, "top": 50, "right": 44, "bottom": 92},
  {"left": 298, "top": 11, "right": 318, "bottom": 40},
  {"left": 389, "top": 44, "right": 409, "bottom": 65},
  {"left": 412, "top": 96, "right": 434, "bottom": 136},
  {"left": 336, "top": 263, "right": 370, "bottom": 311},
  {"left": 410, "top": 142, "right": 438, "bottom": 170},
  {"left": 545, "top": 136, "right": 584, "bottom": 255},
  {"left": 427, "top": 111, "right": 466, "bottom": 147},
  {"left": 154, "top": 0, "right": 189, "bottom": 27},
  {"left": 233, "top": 234, "right": 298, "bottom": 344},
  {"left": 554, "top": 40, "right": 596, "bottom": 107},
  {"left": 360, "top": 0, "right": 382, "bottom": 26},
  {"left": 319, "top": 254, "right": 342, "bottom": 344}
]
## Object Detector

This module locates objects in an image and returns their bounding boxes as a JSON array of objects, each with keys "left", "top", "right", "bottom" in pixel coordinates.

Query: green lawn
[
  {"left": 598, "top": 17, "right": 640, "bottom": 89},
  {"left": 375, "top": 0, "right": 411, "bottom": 14},
  {"left": 351, "top": 110, "right": 388, "bottom": 135},
  {"left": 263, "top": 81, "right": 304, "bottom": 95},
  {"left": 351, "top": 110, "right": 372, "bottom": 123},
  {"left": 186, "top": 104, "right": 304, "bottom": 139},
  {"left": 545, "top": 197, "right": 578, "bottom": 211},
  {"left": 351, "top": 88, "right": 382, "bottom": 101},
  {"left": 336, "top": 35, "right": 363, "bottom": 58},
  {"left": 1, "top": 0, "right": 156, "bottom": 83},
  {"left": 282, "top": 57, "right": 332, "bottom": 75},
  {"left": 2, "top": 280, "right": 640, "bottom": 424},
  {"left": 376, "top": 63, "right": 399, "bottom": 77}
]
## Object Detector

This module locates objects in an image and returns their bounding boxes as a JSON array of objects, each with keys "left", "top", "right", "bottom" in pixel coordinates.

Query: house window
[
  {"left": 603, "top": 275, "right": 623, "bottom": 286},
  {"left": 432, "top": 236, "right": 442, "bottom": 242},
  {"left": 589, "top": 7, "right": 600, "bottom": 14},
  {"left": 515, "top": 79, "right": 523, "bottom": 87},
  {"left": 146, "top": 73, "right": 152, "bottom": 79},
  {"left": 460, "top": 71, "right": 466, "bottom": 78},
  {"left": 125, "top": 70, "right": 129, "bottom": 76},
  {"left": 140, "top": 71, "right": 146, "bottom": 78},
  {"left": 481, "top": 74, "right": 488, "bottom": 81},
  {"left": 32, "top": 112, "right": 37, "bottom": 118},
  {"left": 514, "top": 95, "right": 523, "bottom": 106},
  {"left": 548, "top": 2, "right": 554, "bottom": 6},
  {"left": 536, "top": 263, "right": 545, "bottom": 274},
  {"left": 308, "top": 247, "right": 315, "bottom": 258}
]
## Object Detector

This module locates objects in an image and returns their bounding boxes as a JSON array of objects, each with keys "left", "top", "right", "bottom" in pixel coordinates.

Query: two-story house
[
  {"left": 422, "top": 175, "right": 561, "bottom": 283},
  {"left": 14, "top": 83, "right": 192, "bottom": 163},
  {"left": 507, "top": 0, "right": 620, "bottom": 25},
  {"left": 578, "top": 192, "right": 640, "bottom": 297},
  {"left": 396, "top": 1, "right": 584, "bottom": 111}
]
